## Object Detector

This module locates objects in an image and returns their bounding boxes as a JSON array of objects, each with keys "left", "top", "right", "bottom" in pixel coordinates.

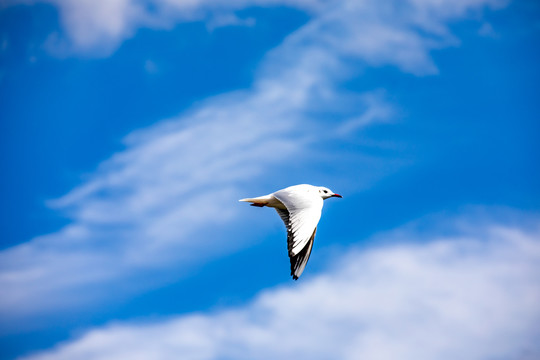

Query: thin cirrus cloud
[
  {"left": 0, "top": 41, "right": 391, "bottom": 322},
  {"left": 0, "top": 0, "right": 507, "bottom": 322},
  {"left": 8, "top": 0, "right": 506, "bottom": 65},
  {"left": 19, "top": 210, "right": 540, "bottom": 360}
]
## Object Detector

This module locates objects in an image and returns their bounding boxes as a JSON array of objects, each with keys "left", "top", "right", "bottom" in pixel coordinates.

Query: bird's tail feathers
[{"left": 239, "top": 195, "right": 272, "bottom": 207}]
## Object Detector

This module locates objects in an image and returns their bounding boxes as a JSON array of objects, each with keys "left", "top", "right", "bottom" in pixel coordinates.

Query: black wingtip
[{"left": 292, "top": 275, "right": 299, "bottom": 280}]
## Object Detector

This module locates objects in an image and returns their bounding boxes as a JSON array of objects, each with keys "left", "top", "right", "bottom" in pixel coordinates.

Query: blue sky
[{"left": 1, "top": 0, "right": 539, "bottom": 359}]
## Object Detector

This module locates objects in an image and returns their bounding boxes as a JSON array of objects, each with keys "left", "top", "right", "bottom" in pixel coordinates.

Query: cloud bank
[{"left": 21, "top": 211, "right": 540, "bottom": 360}]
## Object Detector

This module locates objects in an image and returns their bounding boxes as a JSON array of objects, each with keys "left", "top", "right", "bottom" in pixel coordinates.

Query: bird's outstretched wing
[
  {"left": 274, "top": 189, "right": 323, "bottom": 279},
  {"left": 290, "top": 227, "right": 316, "bottom": 280}
]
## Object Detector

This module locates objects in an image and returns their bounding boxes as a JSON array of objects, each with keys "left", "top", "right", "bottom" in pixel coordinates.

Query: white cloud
[
  {"left": 7, "top": 0, "right": 505, "bottom": 69},
  {"left": 0, "top": 0, "right": 509, "bottom": 324},
  {"left": 478, "top": 22, "right": 498, "bottom": 37},
  {"left": 143, "top": 59, "right": 158, "bottom": 74},
  {"left": 20, "top": 211, "right": 540, "bottom": 360},
  {"left": 0, "top": 50, "right": 393, "bottom": 322},
  {"left": 205, "top": 12, "right": 256, "bottom": 31}
]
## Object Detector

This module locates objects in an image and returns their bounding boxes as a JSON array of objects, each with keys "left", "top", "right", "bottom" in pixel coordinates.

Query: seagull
[{"left": 239, "top": 184, "right": 342, "bottom": 280}]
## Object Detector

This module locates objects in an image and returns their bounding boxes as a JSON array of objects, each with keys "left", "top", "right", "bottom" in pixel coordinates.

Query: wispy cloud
[
  {"left": 0, "top": 0, "right": 507, "bottom": 324},
  {"left": 20, "top": 210, "right": 540, "bottom": 360},
  {"left": 6, "top": 0, "right": 506, "bottom": 63},
  {"left": 0, "top": 47, "right": 391, "bottom": 323}
]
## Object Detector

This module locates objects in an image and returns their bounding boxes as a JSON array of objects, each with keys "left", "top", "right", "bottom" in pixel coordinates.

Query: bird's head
[{"left": 317, "top": 186, "right": 343, "bottom": 200}]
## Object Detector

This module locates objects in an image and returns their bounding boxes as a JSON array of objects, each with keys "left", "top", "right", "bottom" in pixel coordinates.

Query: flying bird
[{"left": 239, "top": 184, "right": 342, "bottom": 280}]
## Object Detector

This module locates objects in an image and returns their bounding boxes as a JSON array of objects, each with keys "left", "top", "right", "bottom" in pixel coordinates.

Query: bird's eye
[{"left": 323, "top": 190, "right": 328, "bottom": 193}]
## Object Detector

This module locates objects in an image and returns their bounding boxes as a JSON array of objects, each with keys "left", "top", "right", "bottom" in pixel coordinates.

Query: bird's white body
[{"left": 239, "top": 184, "right": 342, "bottom": 280}]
